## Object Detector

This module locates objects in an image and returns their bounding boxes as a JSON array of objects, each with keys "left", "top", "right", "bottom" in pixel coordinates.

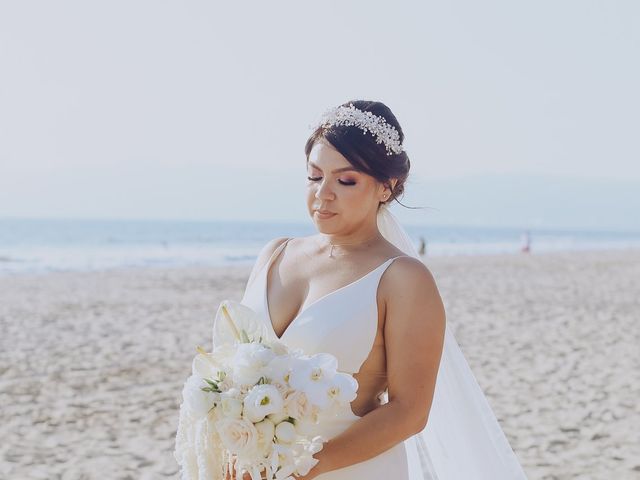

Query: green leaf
[{"left": 240, "top": 329, "right": 251, "bottom": 343}]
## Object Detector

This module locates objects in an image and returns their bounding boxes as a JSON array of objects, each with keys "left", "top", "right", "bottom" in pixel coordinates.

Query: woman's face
[{"left": 306, "top": 139, "right": 388, "bottom": 233}]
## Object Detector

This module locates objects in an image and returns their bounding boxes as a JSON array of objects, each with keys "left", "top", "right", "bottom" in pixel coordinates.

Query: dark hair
[{"left": 305, "top": 100, "right": 412, "bottom": 209}]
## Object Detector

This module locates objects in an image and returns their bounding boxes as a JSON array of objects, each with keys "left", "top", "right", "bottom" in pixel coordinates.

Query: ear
[
  {"left": 384, "top": 178, "right": 398, "bottom": 194},
  {"left": 379, "top": 178, "right": 398, "bottom": 202}
]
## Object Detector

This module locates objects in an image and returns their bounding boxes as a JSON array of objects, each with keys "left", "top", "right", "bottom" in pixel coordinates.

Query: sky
[{"left": 0, "top": 1, "right": 638, "bottom": 230}]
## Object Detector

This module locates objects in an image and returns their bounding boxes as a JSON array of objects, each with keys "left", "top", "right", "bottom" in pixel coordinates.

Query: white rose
[
  {"left": 283, "top": 390, "right": 313, "bottom": 421},
  {"left": 233, "top": 343, "right": 276, "bottom": 386},
  {"left": 215, "top": 417, "right": 259, "bottom": 456},
  {"left": 220, "top": 393, "right": 243, "bottom": 419},
  {"left": 182, "top": 374, "right": 219, "bottom": 419},
  {"left": 243, "top": 384, "right": 284, "bottom": 423},
  {"left": 274, "top": 421, "right": 297, "bottom": 444}
]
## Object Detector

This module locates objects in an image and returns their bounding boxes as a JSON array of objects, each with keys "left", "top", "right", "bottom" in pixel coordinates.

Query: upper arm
[
  {"left": 383, "top": 257, "right": 446, "bottom": 433},
  {"left": 244, "top": 236, "right": 290, "bottom": 291}
]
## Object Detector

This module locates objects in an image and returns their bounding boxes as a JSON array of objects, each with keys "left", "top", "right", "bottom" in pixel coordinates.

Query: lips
[{"left": 315, "top": 209, "right": 336, "bottom": 218}]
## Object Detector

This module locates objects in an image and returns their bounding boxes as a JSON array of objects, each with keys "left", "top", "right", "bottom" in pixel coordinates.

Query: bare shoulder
[
  {"left": 381, "top": 256, "right": 446, "bottom": 430},
  {"left": 384, "top": 256, "right": 440, "bottom": 295},
  {"left": 381, "top": 256, "right": 446, "bottom": 329},
  {"left": 246, "top": 236, "right": 291, "bottom": 287}
]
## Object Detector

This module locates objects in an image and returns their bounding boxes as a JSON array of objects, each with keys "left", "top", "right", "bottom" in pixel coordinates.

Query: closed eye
[{"left": 307, "top": 176, "right": 356, "bottom": 186}]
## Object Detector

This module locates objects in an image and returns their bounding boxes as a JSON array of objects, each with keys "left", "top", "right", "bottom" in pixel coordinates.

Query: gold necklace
[{"left": 325, "top": 233, "right": 381, "bottom": 257}]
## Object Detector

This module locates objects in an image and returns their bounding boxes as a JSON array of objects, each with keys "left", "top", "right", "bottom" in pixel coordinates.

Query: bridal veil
[{"left": 377, "top": 204, "right": 528, "bottom": 479}]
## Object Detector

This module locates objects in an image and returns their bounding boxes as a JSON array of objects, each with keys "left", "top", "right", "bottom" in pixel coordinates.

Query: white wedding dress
[
  {"left": 237, "top": 206, "right": 528, "bottom": 480},
  {"left": 240, "top": 237, "right": 410, "bottom": 479}
]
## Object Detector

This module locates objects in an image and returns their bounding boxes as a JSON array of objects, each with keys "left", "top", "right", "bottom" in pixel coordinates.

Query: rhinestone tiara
[{"left": 310, "top": 103, "right": 404, "bottom": 156}]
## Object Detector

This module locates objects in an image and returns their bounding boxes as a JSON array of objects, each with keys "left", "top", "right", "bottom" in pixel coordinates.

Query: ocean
[{"left": 1, "top": 218, "right": 639, "bottom": 275}]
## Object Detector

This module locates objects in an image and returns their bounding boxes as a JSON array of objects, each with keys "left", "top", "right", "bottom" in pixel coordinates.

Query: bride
[{"left": 235, "top": 101, "right": 527, "bottom": 479}]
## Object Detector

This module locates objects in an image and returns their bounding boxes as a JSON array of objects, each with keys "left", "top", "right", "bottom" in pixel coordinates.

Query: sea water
[{"left": 1, "top": 218, "right": 639, "bottom": 275}]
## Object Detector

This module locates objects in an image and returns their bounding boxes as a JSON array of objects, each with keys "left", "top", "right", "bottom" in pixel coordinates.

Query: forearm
[{"left": 309, "top": 401, "right": 424, "bottom": 477}]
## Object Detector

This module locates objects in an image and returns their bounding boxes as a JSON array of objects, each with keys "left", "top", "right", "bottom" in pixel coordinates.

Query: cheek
[{"left": 306, "top": 187, "right": 318, "bottom": 207}]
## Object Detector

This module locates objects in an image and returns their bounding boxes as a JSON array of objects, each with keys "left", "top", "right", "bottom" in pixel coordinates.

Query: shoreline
[{"left": 2, "top": 245, "right": 640, "bottom": 279}]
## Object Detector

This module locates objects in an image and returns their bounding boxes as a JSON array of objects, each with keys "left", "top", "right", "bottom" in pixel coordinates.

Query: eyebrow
[{"left": 308, "top": 161, "right": 358, "bottom": 173}]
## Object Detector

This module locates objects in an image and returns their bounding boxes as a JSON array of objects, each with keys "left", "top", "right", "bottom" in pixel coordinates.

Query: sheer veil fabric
[{"left": 376, "top": 204, "right": 528, "bottom": 479}]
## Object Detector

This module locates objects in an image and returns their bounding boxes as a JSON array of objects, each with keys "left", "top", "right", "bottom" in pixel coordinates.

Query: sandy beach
[{"left": 1, "top": 248, "right": 639, "bottom": 480}]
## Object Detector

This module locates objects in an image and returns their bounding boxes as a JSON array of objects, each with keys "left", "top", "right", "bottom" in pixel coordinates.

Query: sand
[{"left": 1, "top": 249, "right": 639, "bottom": 479}]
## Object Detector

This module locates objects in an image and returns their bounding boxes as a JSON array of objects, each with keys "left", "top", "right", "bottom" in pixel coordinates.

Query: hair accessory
[{"left": 311, "top": 103, "right": 404, "bottom": 156}]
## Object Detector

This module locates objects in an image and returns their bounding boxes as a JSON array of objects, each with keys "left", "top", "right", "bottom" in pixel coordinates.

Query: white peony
[
  {"left": 215, "top": 417, "right": 259, "bottom": 457},
  {"left": 182, "top": 374, "right": 219, "bottom": 419},
  {"left": 233, "top": 343, "right": 276, "bottom": 386},
  {"left": 243, "top": 384, "right": 284, "bottom": 423}
]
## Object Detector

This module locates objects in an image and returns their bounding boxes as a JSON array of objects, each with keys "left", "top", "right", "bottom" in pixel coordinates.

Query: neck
[{"left": 319, "top": 226, "right": 384, "bottom": 251}]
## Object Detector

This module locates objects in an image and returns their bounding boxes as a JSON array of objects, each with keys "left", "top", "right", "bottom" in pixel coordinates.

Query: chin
[{"left": 311, "top": 217, "right": 338, "bottom": 234}]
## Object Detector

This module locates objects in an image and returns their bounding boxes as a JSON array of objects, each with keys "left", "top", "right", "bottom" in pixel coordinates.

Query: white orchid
[
  {"left": 327, "top": 372, "right": 359, "bottom": 404},
  {"left": 288, "top": 353, "right": 339, "bottom": 409}
]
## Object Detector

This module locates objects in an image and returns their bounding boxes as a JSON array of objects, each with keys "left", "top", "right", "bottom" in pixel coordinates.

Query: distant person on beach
[
  {"left": 418, "top": 236, "right": 427, "bottom": 256},
  {"left": 520, "top": 230, "right": 531, "bottom": 254}
]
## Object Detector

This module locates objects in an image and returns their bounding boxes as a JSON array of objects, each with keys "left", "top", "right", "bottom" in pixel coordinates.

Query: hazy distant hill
[{"left": 396, "top": 173, "right": 640, "bottom": 231}]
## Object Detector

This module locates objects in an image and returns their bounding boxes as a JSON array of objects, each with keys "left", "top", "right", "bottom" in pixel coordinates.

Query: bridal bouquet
[{"left": 174, "top": 300, "right": 359, "bottom": 480}]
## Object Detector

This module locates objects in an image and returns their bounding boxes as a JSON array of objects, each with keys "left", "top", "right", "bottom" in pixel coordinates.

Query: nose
[{"left": 314, "top": 178, "right": 335, "bottom": 201}]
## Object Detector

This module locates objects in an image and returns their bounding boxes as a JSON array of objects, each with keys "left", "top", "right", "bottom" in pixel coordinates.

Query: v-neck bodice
[{"left": 240, "top": 237, "right": 407, "bottom": 374}]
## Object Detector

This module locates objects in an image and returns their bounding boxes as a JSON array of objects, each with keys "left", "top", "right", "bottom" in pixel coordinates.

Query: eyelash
[{"left": 307, "top": 176, "right": 356, "bottom": 186}]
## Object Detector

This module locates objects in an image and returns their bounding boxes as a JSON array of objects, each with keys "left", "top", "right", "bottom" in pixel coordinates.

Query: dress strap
[{"left": 265, "top": 237, "right": 292, "bottom": 270}]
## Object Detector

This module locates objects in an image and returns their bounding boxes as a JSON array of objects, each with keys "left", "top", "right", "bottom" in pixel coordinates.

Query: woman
[{"left": 237, "top": 101, "right": 527, "bottom": 479}]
